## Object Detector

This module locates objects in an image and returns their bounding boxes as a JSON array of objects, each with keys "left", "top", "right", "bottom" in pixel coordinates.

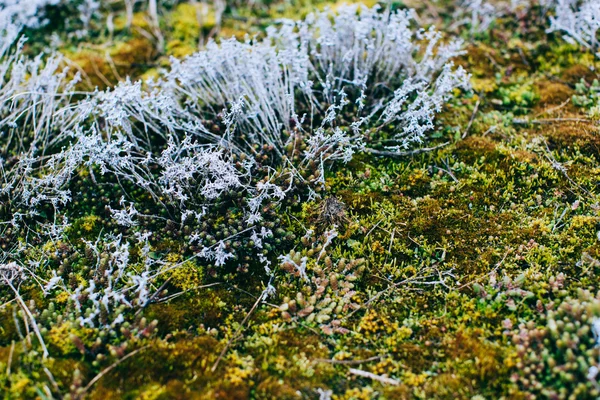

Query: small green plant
[{"left": 572, "top": 79, "right": 600, "bottom": 108}]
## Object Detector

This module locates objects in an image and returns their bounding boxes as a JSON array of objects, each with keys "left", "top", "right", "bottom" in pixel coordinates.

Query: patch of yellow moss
[
  {"left": 471, "top": 77, "right": 497, "bottom": 93},
  {"left": 166, "top": 2, "right": 217, "bottom": 58},
  {"left": 138, "top": 383, "right": 167, "bottom": 400},
  {"left": 79, "top": 215, "right": 100, "bottom": 232},
  {"left": 334, "top": 387, "right": 375, "bottom": 400},
  {"left": 48, "top": 323, "right": 95, "bottom": 355},
  {"left": 403, "top": 370, "right": 428, "bottom": 386},
  {"left": 167, "top": 259, "right": 205, "bottom": 291},
  {"left": 55, "top": 292, "right": 70, "bottom": 304}
]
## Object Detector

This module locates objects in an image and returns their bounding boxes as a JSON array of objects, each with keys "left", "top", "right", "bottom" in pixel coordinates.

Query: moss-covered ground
[{"left": 3, "top": 0, "right": 600, "bottom": 398}]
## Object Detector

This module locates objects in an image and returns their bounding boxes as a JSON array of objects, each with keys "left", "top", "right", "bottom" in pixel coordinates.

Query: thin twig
[
  {"left": 104, "top": 51, "right": 123, "bottom": 82},
  {"left": 0, "top": 297, "right": 17, "bottom": 310},
  {"left": 154, "top": 282, "right": 222, "bottom": 304},
  {"left": 551, "top": 204, "right": 569, "bottom": 233},
  {"left": 43, "top": 366, "right": 61, "bottom": 396},
  {"left": 384, "top": 228, "right": 396, "bottom": 266},
  {"left": 462, "top": 97, "right": 481, "bottom": 139},
  {"left": 4, "top": 279, "right": 48, "bottom": 358},
  {"left": 79, "top": 346, "right": 149, "bottom": 396},
  {"left": 364, "top": 218, "right": 385, "bottom": 238},
  {"left": 534, "top": 98, "right": 570, "bottom": 118},
  {"left": 482, "top": 125, "right": 497, "bottom": 136},
  {"left": 457, "top": 250, "right": 509, "bottom": 290},
  {"left": 211, "top": 292, "right": 264, "bottom": 372},
  {"left": 517, "top": 47, "right": 530, "bottom": 68},
  {"left": 348, "top": 368, "right": 401, "bottom": 385},
  {"left": 134, "top": 277, "right": 172, "bottom": 316},
  {"left": 436, "top": 157, "right": 459, "bottom": 183},
  {"left": 6, "top": 340, "right": 14, "bottom": 376},
  {"left": 542, "top": 141, "right": 592, "bottom": 197},
  {"left": 365, "top": 142, "right": 450, "bottom": 158},
  {"left": 313, "top": 356, "right": 382, "bottom": 365},
  {"left": 343, "top": 267, "right": 451, "bottom": 320},
  {"left": 513, "top": 117, "right": 592, "bottom": 125},
  {"left": 89, "top": 58, "right": 112, "bottom": 87}
]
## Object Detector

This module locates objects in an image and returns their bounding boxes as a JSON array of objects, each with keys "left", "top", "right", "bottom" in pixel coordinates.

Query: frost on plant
[
  {"left": 548, "top": 0, "right": 600, "bottom": 57},
  {"left": 0, "top": 0, "right": 61, "bottom": 31},
  {"left": 455, "top": 0, "right": 500, "bottom": 34},
  {"left": 0, "top": 5, "right": 471, "bottom": 362},
  {"left": 0, "top": 6, "right": 471, "bottom": 280}
]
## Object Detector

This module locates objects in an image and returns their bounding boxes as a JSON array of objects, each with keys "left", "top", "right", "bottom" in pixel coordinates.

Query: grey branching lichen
[
  {"left": 548, "top": 0, "right": 600, "bottom": 58},
  {"left": 0, "top": 4, "right": 470, "bottom": 272}
]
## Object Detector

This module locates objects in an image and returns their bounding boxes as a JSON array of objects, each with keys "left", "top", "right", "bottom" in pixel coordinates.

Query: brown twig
[
  {"left": 457, "top": 250, "right": 509, "bottom": 290},
  {"left": 211, "top": 292, "right": 264, "bottom": 372},
  {"left": 134, "top": 277, "right": 172, "bottom": 316},
  {"left": 462, "top": 97, "right": 481, "bottom": 139},
  {"left": 534, "top": 98, "right": 570, "bottom": 118},
  {"left": 79, "top": 346, "right": 149, "bottom": 397}
]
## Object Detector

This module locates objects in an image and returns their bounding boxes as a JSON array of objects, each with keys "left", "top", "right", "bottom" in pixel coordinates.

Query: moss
[
  {"left": 5, "top": 1, "right": 600, "bottom": 398},
  {"left": 166, "top": 3, "right": 217, "bottom": 58},
  {"left": 562, "top": 64, "right": 599, "bottom": 85},
  {"left": 538, "top": 81, "right": 574, "bottom": 106},
  {"left": 471, "top": 76, "right": 498, "bottom": 93},
  {"left": 166, "top": 259, "right": 205, "bottom": 292}
]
